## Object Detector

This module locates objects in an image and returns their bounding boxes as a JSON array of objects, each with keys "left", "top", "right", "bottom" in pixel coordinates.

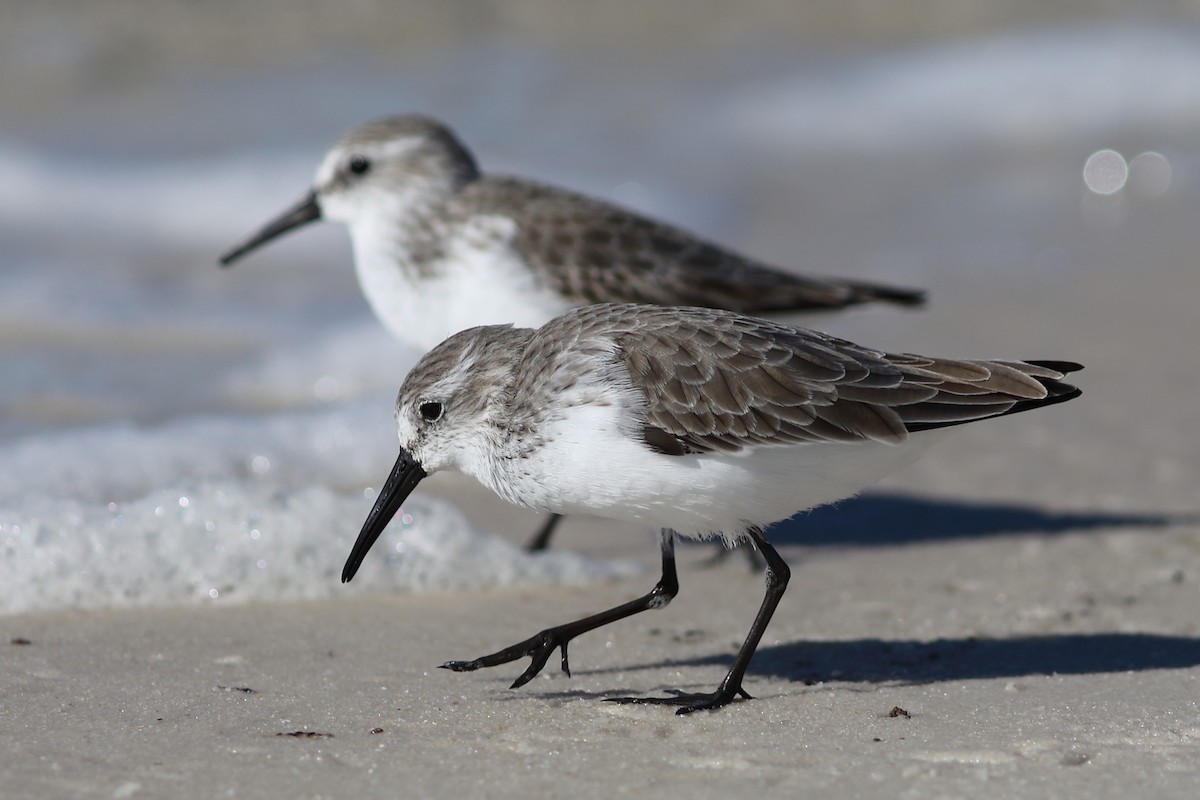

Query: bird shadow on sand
[
  {"left": 747, "top": 632, "right": 1200, "bottom": 684},
  {"left": 480, "top": 495, "right": 1200, "bottom": 701},
  {"left": 495, "top": 633, "right": 1200, "bottom": 704},
  {"left": 706, "top": 491, "right": 1199, "bottom": 551}
]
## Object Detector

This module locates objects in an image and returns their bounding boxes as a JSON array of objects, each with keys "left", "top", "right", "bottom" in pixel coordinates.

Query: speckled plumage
[
  {"left": 408, "top": 302, "right": 1080, "bottom": 469},
  {"left": 451, "top": 175, "right": 924, "bottom": 312}
]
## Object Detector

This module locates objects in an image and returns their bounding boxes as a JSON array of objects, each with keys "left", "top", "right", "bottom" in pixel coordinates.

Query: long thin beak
[
  {"left": 218, "top": 190, "right": 322, "bottom": 266},
  {"left": 342, "top": 449, "right": 428, "bottom": 583}
]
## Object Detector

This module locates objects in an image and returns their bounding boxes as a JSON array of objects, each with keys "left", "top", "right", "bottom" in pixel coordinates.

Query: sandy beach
[
  {"left": 5, "top": 3, "right": 1200, "bottom": 797},
  {"left": 6, "top": 254, "right": 1200, "bottom": 798}
]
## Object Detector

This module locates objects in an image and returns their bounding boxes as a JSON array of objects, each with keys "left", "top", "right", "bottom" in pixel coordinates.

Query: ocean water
[{"left": 3, "top": 15, "right": 1198, "bottom": 614}]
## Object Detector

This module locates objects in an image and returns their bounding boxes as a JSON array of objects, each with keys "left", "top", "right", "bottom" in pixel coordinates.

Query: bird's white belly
[
  {"left": 351, "top": 223, "right": 573, "bottom": 352},
  {"left": 488, "top": 401, "right": 939, "bottom": 543}
]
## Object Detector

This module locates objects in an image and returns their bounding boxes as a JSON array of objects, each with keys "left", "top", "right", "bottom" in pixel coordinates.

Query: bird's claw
[
  {"left": 439, "top": 628, "right": 572, "bottom": 689},
  {"left": 605, "top": 685, "right": 753, "bottom": 715}
]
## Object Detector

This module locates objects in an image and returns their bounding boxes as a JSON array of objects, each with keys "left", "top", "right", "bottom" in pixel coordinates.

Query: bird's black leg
[
  {"left": 608, "top": 526, "right": 790, "bottom": 714},
  {"left": 523, "top": 513, "right": 563, "bottom": 552},
  {"left": 442, "top": 529, "right": 679, "bottom": 688}
]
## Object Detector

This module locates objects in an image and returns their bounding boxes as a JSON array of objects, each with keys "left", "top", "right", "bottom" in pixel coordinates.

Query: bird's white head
[
  {"left": 219, "top": 114, "right": 480, "bottom": 268},
  {"left": 341, "top": 323, "right": 531, "bottom": 584},
  {"left": 314, "top": 115, "right": 481, "bottom": 227},
  {"left": 390, "top": 323, "right": 530, "bottom": 477}
]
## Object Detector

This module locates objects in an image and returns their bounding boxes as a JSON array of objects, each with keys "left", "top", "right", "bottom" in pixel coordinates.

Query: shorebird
[
  {"left": 219, "top": 114, "right": 926, "bottom": 551},
  {"left": 340, "top": 303, "right": 1082, "bottom": 713}
]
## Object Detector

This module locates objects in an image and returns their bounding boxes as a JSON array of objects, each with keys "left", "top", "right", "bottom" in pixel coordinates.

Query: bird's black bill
[
  {"left": 342, "top": 450, "right": 427, "bottom": 583},
  {"left": 218, "top": 190, "right": 322, "bottom": 266}
]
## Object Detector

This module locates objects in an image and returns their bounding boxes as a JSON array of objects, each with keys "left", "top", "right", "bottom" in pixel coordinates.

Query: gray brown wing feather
[
  {"left": 561, "top": 305, "right": 1080, "bottom": 455},
  {"left": 460, "top": 177, "right": 924, "bottom": 311}
]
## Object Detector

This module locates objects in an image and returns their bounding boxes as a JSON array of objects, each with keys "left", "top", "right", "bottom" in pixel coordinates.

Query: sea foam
[{"left": 0, "top": 406, "right": 638, "bottom": 616}]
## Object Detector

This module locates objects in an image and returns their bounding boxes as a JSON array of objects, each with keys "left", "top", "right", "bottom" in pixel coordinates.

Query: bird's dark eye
[
  {"left": 419, "top": 401, "right": 443, "bottom": 422},
  {"left": 348, "top": 155, "right": 371, "bottom": 176}
]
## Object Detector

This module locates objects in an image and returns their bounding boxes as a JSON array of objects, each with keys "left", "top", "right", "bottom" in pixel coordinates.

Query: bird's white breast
[
  {"left": 349, "top": 213, "right": 573, "bottom": 351},
  {"left": 482, "top": 389, "right": 939, "bottom": 543}
]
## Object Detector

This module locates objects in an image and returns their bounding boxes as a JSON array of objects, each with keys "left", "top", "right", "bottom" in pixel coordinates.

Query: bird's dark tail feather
[
  {"left": 999, "top": 359, "right": 1083, "bottom": 416},
  {"left": 906, "top": 361, "right": 1083, "bottom": 433},
  {"left": 842, "top": 280, "right": 927, "bottom": 308}
]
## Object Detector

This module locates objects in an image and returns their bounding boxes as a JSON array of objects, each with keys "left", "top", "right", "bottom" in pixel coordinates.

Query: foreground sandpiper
[
  {"left": 342, "top": 303, "right": 1082, "bottom": 713},
  {"left": 219, "top": 115, "right": 926, "bottom": 552}
]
